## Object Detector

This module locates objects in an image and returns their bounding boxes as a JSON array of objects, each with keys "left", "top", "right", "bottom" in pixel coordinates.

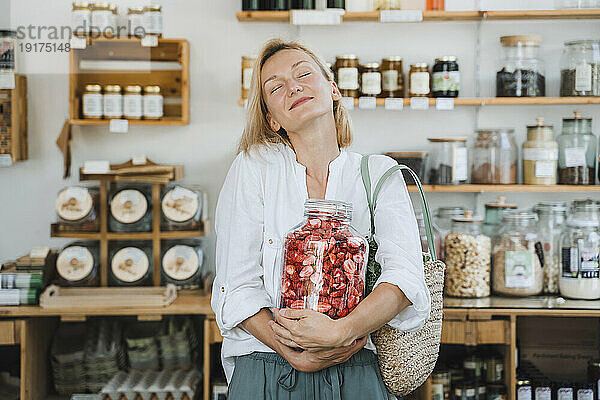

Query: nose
[{"left": 288, "top": 82, "right": 303, "bottom": 97}]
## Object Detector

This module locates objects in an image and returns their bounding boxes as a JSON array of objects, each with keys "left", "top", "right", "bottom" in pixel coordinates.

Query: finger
[
  {"left": 279, "top": 308, "right": 310, "bottom": 320},
  {"left": 274, "top": 334, "right": 300, "bottom": 349},
  {"left": 269, "top": 321, "right": 297, "bottom": 342},
  {"left": 272, "top": 312, "right": 301, "bottom": 333}
]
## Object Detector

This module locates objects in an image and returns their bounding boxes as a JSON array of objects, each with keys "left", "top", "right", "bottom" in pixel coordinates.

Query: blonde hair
[{"left": 238, "top": 39, "right": 352, "bottom": 154}]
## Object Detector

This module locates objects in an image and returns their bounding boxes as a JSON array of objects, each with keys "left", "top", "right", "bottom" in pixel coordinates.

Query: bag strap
[{"left": 360, "top": 155, "right": 437, "bottom": 261}]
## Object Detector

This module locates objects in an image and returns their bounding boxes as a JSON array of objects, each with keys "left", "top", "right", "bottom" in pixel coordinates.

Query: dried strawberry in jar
[{"left": 278, "top": 199, "right": 368, "bottom": 319}]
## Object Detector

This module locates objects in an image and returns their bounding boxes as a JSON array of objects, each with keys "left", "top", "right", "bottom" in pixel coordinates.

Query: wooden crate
[
  {"left": 441, "top": 319, "right": 510, "bottom": 345},
  {"left": 0, "top": 75, "right": 27, "bottom": 163}
]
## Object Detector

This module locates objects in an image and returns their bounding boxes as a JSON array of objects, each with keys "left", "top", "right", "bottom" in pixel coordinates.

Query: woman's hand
[{"left": 281, "top": 336, "right": 367, "bottom": 373}]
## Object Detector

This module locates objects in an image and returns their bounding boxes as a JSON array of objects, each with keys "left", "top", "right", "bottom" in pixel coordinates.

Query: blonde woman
[{"left": 211, "top": 39, "right": 430, "bottom": 399}]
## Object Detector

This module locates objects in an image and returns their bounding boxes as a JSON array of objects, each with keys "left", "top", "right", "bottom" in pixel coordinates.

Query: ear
[
  {"left": 267, "top": 113, "right": 281, "bottom": 132},
  {"left": 330, "top": 81, "right": 342, "bottom": 101}
]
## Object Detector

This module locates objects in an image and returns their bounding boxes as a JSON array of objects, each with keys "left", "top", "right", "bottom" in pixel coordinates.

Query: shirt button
[
  {"left": 221, "top": 287, "right": 225, "bottom": 292},
  {"left": 268, "top": 238, "right": 273, "bottom": 245}
]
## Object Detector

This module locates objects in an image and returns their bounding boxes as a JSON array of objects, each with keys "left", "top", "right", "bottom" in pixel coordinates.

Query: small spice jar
[
  {"left": 483, "top": 197, "right": 517, "bottom": 238},
  {"left": 82, "top": 84, "right": 103, "bottom": 119},
  {"left": 241, "top": 56, "right": 256, "bottom": 100},
  {"left": 557, "top": 383, "right": 575, "bottom": 400},
  {"left": 90, "top": 3, "right": 113, "bottom": 36},
  {"left": 103, "top": 85, "right": 122, "bottom": 119},
  {"left": 409, "top": 63, "right": 431, "bottom": 97},
  {"left": 109, "top": 4, "right": 118, "bottom": 34},
  {"left": 428, "top": 137, "right": 468, "bottom": 185},
  {"left": 123, "top": 85, "right": 143, "bottom": 120},
  {"left": 335, "top": 55, "right": 360, "bottom": 98},
  {"left": 380, "top": 56, "right": 405, "bottom": 98},
  {"left": 523, "top": 117, "right": 558, "bottom": 185},
  {"left": 432, "top": 370, "right": 451, "bottom": 400},
  {"left": 470, "top": 128, "right": 518, "bottom": 184},
  {"left": 72, "top": 2, "right": 91, "bottom": 36},
  {"left": 143, "top": 5, "right": 163, "bottom": 37},
  {"left": 534, "top": 201, "right": 568, "bottom": 294},
  {"left": 109, "top": 241, "right": 153, "bottom": 286},
  {"left": 535, "top": 381, "right": 552, "bottom": 400},
  {"left": 576, "top": 384, "right": 594, "bottom": 400},
  {"left": 127, "top": 7, "right": 145, "bottom": 38},
  {"left": 432, "top": 56, "right": 460, "bottom": 98},
  {"left": 517, "top": 380, "right": 533, "bottom": 400},
  {"left": 143, "top": 86, "right": 164, "bottom": 119},
  {"left": 558, "top": 111, "right": 596, "bottom": 185},
  {"left": 359, "top": 63, "right": 382, "bottom": 97}
]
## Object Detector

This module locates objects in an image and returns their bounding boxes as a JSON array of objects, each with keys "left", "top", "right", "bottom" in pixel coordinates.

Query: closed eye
[
  {"left": 299, "top": 72, "right": 311, "bottom": 78},
  {"left": 271, "top": 85, "right": 282, "bottom": 94}
]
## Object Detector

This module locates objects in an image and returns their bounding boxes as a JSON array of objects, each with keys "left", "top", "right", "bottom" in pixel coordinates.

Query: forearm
[{"left": 240, "top": 308, "right": 290, "bottom": 356}]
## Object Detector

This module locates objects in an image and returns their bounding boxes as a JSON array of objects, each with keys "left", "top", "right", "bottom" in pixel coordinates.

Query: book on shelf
[{"left": 0, "top": 288, "right": 39, "bottom": 306}]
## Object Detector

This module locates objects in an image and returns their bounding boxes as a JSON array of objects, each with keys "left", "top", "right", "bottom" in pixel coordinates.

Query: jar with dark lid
[
  {"left": 83, "top": 84, "right": 103, "bottom": 119},
  {"left": 335, "top": 55, "right": 360, "bottom": 98},
  {"left": 534, "top": 381, "right": 552, "bottom": 400},
  {"left": 576, "top": 383, "right": 594, "bottom": 400},
  {"left": 242, "top": 0, "right": 261, "bottom": 10},
  {"left": 517, "top": 380, "right": 533, "bottom": 400},
  {"left": 456, "top": 381, "right": 477, "bottom": 400},
  {"left": 483, "top": 197, "right": 517, "bottom": 238},
  {"left": 290, "top": 0, "right": 316, "bottom": 9},
  {"left": 360, "top": 63, "right": 382, "bottom": 97},
  {"left": 432, "top": 56, "right": 460, "bottom": 98},
  {"left": 381, "top": 57, "right": 405, "bottom": 98},
  {"left": 588, "top": 360, "right": 600, "bottom": 397},
  {"left": 328, "top": 0, "right": 345, "bottom": 7},
  {"left": 557, "top": 111, "right": 596, "bottom": 185},
  {"left": 557, "top": 383, "right": 575, "bottom": 400},
  {"left": 488, "top": 385, "right": 507, "bottom": 400},
  {"left": 523, "top": 117, "right": 558, "bottom": 185},
  {"left": 409, "top": 63, "right": 431, "bottom": 97}
]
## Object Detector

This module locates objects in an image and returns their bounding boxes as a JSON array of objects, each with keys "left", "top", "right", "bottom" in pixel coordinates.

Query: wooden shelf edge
[
  {"left": 72, "top": 37, "right": 190, "bottom": 45},
  {"left": 408, "top": 184, "right": 600, "bottom": 193},
  {"left": 70, "top": 118, "right": 188, "bottom": 126},
  {"left": 51, "top": 227, "right": 207, "bottom": 240}
]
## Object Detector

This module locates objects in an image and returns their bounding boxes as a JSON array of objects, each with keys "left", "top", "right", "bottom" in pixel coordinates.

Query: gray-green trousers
[{"left": 227, "top": 348, "right": 390, "bottom": 399}]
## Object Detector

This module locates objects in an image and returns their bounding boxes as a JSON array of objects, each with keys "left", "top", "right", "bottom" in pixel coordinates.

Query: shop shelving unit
[
  {"left": 0, "top": 75, "right": 28, "bottom": 164},
  {"left": 407, "top": 184, "right": 600, "bottom": 193}
]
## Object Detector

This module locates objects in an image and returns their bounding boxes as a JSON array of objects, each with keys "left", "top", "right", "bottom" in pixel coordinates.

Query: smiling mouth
[{"left": 289, "top": 97, "right": 314, "bottom": 110}]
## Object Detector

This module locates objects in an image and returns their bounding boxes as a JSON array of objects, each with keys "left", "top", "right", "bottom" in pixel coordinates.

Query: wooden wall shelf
[
  {"left": 0, "top": 75, "right": 28, "bottom": 164},
  {"left": 70, "top": 117, "right": 188, "bottom": 126},
  {"left": 407, "top": 184, "right": 600, "bottom": 193},
  {"left": 51, "top": 224, "right": 208, "bottom": 240}
]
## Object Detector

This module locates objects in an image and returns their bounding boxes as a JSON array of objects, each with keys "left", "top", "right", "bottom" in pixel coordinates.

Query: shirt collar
[{"left": 282, "top": 143, "right": 347, "bottom": 174}]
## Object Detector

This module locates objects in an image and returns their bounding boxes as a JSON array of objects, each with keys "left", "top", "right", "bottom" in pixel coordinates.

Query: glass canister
[
  {"left": 380, "top": 57, "right": 405, "bottom": 98},
  {"left": 72, "top": 2, "right": 91, "bottom": 36},
  {"left": 143, "top": 5, "right": 163, "bottom": 38},
  {"left": 409, "top": 63, "right": 431, "bottom": 97},
  {"left": 534, "top": 201, "right": 568, "bottom": 294},
  {"left": 433, "top": 207, "right": 465, "bottom": 261},
  {"left": 432, "top": 56, "right": 460, "bottom": 98},
  {"left": 471, "top": 129, "right": 518, "bottom": 184},
  {"left": 103, "top": 85, "right": 123, "bottom": 119},
  {"left": 557, "top": 111, "right": 596, "bottom": 185},
  {"left": 143, "top": 86, "right": 164, "bottom": 119},
  {"left": 55, "top": 186, "right": 100, "bottom": 232},
  {"left": 359, "top": 63, "right": 381, "bottom": 98},
  {"left": 108, "top": 184, "right": 152, "bottom": 232},
  {"left": 560, "top": 40, "right": 600, "bottom": 97},
  {"left": 90, "top": 3, "right": 114, "bottom": 36},
  {"left": 109, "top": 241, "right": 153, "bottom": 286},
  {"left": 492, "top": 210, "right": 543, "bottom": 296},
  {"left": 55, "top": 241, "right": 99, "bottom": 287},
  {"left": 127, "top": 7, "right": 145, "bottom": 37},
  {"left": 161, "top": 184, "right": 204, "bottom": 231},
  {"left": 559, "top": 218, "right": 600, "bottom": 300},
  {"left": 483, "top": 197, "right": 517, "bottom": 238},
  {"left": 496, "top": 35, "right": 545, "bottom": 98},
  {"left": 444, "top": 211, "right": 491, "bottom": 298},
  {"left": 523, "top": 118, "right": 558, "bottom": 185},
  {"left": 279, "top": 199, "right": 368, "bottom": 319},
  {"left": 82, "top": 84, "right": 103, "bottom": 119},
  {"left": 161, "top": 240, "right": 205, "bottom": 290},
  {"left": 428, "top": 137, "right": 468, "bottom": 185},
  {"left": 123, "top": 85, "right": 143, "bottom": 120},
  {"left": 335, "top": 55, "right": 360, "bottom": 98}
]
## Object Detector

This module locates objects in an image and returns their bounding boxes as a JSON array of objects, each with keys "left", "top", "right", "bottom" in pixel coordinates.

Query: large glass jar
[
  {"left": 496, "top": 35, "right": 545, "bottom": 97},
  {"left": 109, "top": 184, "right": 152, "bottom": 232},
  {"left": 444, "top": 211, "right": 491, "bottom": 298},
  {"left": 559, "top": 218, "right": 600, "bottom": 299},
  {"left": 483, "top": 197, "right": 517, "bottom": 238},
  {"left": 380, "top": 57, "right": 405, "bottom": 98},
  {"left": 557, "top": 111, "right": 596, "bottom": 185},
  {"left": 161, "top": 240, "right": 205, "bottom": 290},
  {"left": 560, "top": 40, "right": 600, "bottom": 97},
  {"left": 428, "top": 137, "right": 468, "bottom": 185},
  {"left": 523, "top": 118, "right": 558, "bottom": 185},
  {"left": 471, "top": 129, "right": 518, "bottom": 184},
  {"left": 279, "top": 199, "right": 368, "bottom": 319},
  {"left": 433, "top": 207, "right": 465, "bottom": 261},
  {"left": 55, "top": 241, "right": 99, "bottom": 287},
  {"left": 55, "top": 186, "right": 100, "bottom": 232},
  {"left": 161, "top": 184, "right": 204, "bottom": 231},
  {"left": 571, "top": 199, "right": 600, "bottom": 221},
  {"left": 534, "top": 201, "right": 568, "bottom": 294},
  {"left": 335, "top": 55, "right": 359, "bottom": 98},
  {"left": 492, "top": 210, "right": 543, "bottom": 296},
  {"left": 109, "top": 241, "right": 153, "bottom": 286}
]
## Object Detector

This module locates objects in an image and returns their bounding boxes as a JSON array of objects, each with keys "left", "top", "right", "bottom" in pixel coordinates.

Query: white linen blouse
[{"left": 211, "top": 142, "right": 431, "bottom": 383}]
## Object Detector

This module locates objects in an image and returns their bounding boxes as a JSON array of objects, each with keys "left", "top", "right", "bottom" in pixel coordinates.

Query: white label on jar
[
  {"left": 243, "top": 68, "right": 254, "bottom": 90},
  {"left": 535, "top": 161, "right": 556, "bottom": 178},
  {"left": 91, "top": 10, "right": 113, "bottom": 34},
  {"left": 455, "top": 389, "right": 463, "bottom": 398},
  {"left": 562, "top": 247, "right": 579, "bottom": 278},
  {"left": 519, "top": 387, "right": 533, "bottom": 400},
  {"left": 523, "top": 148, "right": 558, "bottom": 161},
  {"left": 536, "top": 387, "right": 552, "bottom": 400},
  {"left": 578, "top": 389, "right": 593, "bottom": 400},
  {"left": 564, "top": 147, "right": 587, "bottom": 167},
  {"left": 358, "top": 96, "right": 376, "bottom": 109},
  {"left": 83, "top": 93, "right": 103, "bottom": 118},
  {"left": 435, "top": 98, "right": 454, "bottom": 110},
  {"left": 558, "top": 388, "right": 573, "bottom": 400},
  {"left": 432, "top": 71, "right": 460, "bottom": 92},
  {"left": 103, "top": 94, "right": 123, "bottom": 118},
  {"left": 410, "top": 71, "right": 430, "bottom": 95},
  {"left": 128, "top": 14, "right": 145, "bottom": 36},
  {"left": 431, "top": 384, "right": 444, "bottom": 400},
  {"left": 72, "top": 9, "right": 91, "bottom": 33},
  {"left": 576, "top": 62, "right": 592, "bottom": 92},
  {"left": 65, "top": 187, "right": 88, "bottom": 203},
  {"left": 143, "top": 94, "right": 164, "bottom": 118},
  {"left": 505, "top": 250, "right": 534, "bottom": 288},
  {"left": 337, "top": 67, "right": 359, "bottom": 90},
  {"left": 578, "top": 238, "right": 600, "bottom": 278},
  {"left": 171, "top": 186, "right": 197, "bottom": 201},
  {"left": 361, "top": 72, "right": 381, "bottom": 95},
  {"left": 70, "top": 36, "right": 87, "bottom": 49},
  {"left": 464, "top": 361, "right": 476, "bottom": 369},
  {"left": 466, "top": 389, "right": 476, "bottom": 398},
  {"left": 382, "top": 70, "right": 399, "bottom": 91},
  {"left": 124, "top": 94, "right": 143, "bottom": 119},
  {"left": 144, "top": 11, "right": 163, "bottom": 35},
  {"left": 452, "top": 146, "right": 468, "bottom": 182},
  {"left": 496, "top": 363, "right": 504, "bottom": 378}
]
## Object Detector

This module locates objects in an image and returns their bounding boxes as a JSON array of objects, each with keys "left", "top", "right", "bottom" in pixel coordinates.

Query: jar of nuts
[{"left": 444, "top": 211, "right": 491, "bottom": 298}]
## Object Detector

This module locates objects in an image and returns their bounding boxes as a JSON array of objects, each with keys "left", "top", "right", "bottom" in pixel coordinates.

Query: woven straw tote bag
[{"left": 360, "top": 155, "right": 446, "bottom": 396}]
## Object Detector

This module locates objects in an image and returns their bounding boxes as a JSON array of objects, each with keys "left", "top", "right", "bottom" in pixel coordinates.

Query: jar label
[
  {"left": 523, "top": 148, "right": 558, "bottom": 161},
  {"left": 579, "top": 239, "right": 600, "bottom": 277},
  {"left": 432, "top": 71, "right": 460, "bottom": 92},
  {"left": 382, "top": 70, "right": 399, "bottom": 91},
  {"left": 432, "top": 384, "right": 444, "bottom": 400},
  {"left": 410, "top": 71, "right": 430, "bottom": 95},
  {"left": 162, "top": 245, "right": 200, "bottom": 281},
  {"left": 452, "top": 146, "right": 468, "bottom": 182},
  {"left": 518, "top": 387, "right": 533, "bottom": 400},
  {"left": 535, "top": 161, "right": 556, "bottom": 178},
  {"left": 536, "top": 387, "right": 552, "bottom": 400},
  {"left": 243, "top": 67, "right": 254, "bottom": 90},
  {"left": 576, "top": 62, "right": 592, "bottom": 92},
  {"left": 505, "top": 251, "right": 534, "bottom": 288},
  {"left": 144, "top": 11, "right": 163, "bottom": 35},
  {"left": 558, "top": 388, "right": 574, "bottom": 400},
  {"left": 337, "top": 67, "right": 359, "bottom": 90},
  {"left": 91, "top": 10, "right": 113, "bottom": 33},
  {"left": 128, "top": 14, "right": 145, "bottom": 36},
  {"left": 103, "top": 94, "right": 123, "bottom": 117},
  {"left": 562, "top": 247, "right": 580, "bottom": 278},
  {"left": 57, "top": 246, "right": 94, "bottom": 282},
  {"left": 564, "top": 147, "right": 587, "bottom": 167},
  {"left": 83, "top": 93, "right": 103, "bottom": 118},
  {"left": 466, "top": 389, "right": 476, "bottom": 398},
  {"left": 124, "top": 94, "right": 143, "bottom": 118},
  {"left": 361, "top": 72, "right": 381, "bottom": 95},
  {"left": 72, "top": 9, "right": 91, "bottom": 32},
  {"left": 143, "top": 94, "right": 164, "bottom": 118},
  {"left": 577, "top": 389, "right": 593, "bottom": 400}
]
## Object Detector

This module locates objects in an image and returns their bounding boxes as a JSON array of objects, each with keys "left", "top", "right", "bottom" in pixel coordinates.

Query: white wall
[{"left": 1, "top": 1, "right": 600, "bottom": 270}]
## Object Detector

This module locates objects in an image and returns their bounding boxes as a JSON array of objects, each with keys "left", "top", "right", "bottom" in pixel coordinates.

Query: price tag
[
  {"left": 30, "top": 247, "right": 50, "bottom": 259},
  {"left": 83, "top": 160, "right": 110, "bottom": 174},
  {"left": 380, "top": 10, "right": 423, "bottom": 22},
  {"left": 384, "top": 98, "right": 404, "bottom": 111},
  {"left": 291, "top": 9, "right": 344, "bottom": 25},
  {"left": 340, "top": 97, "right": 355, "bottom": 110},
  {"left": 358, "top": 97, "right": 376, "bottom": 109},
  {"left": 410, "top": 97, "right": 430, "bottom": 110},
  {"left": 435, "top": 98, "right": 455, "bottom": 110},
  {"left": 69, "top": 36, "right": 87, "bottom": 49},
  {"left": 0, "top": 154, "right": 12, "bottom": 167},
  {"left": 109, "top": 119, "right": 129, "bottom": 133},
  {"left": 141, "top": 35, "right": 159, "bottom": 47},
  {"left": 132, "top": 155, "right": 147, "bottom": 165},
  {"left": 0, "top": 72, "right": 15, "bottom": 89}
]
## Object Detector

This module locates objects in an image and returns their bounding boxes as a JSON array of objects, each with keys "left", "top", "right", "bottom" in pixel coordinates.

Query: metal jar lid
[{"left": 435, "top": 56, "right": 457, "bottom": 62}]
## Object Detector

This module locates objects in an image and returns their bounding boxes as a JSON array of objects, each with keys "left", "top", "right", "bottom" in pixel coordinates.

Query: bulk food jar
[
  {"left": 470, "top": 129, "right": 518, "bottom": 184},
  {"left": 161, "top": 240, "right": 205, "bottom": 290},
  {"left": 55, "top": 241, "right": 99, "bottom": 287},
  {"left": 279, "top": 199, "right": 368, "bottom": 319},
  {"left": 109, "top": 241, "right": 153, "bottom": 286},
  {"left": 496, "top": 35, "right": 545, "bottom": 98},
  {"left": 492, "top": 210, "right": 543, "bottom": 297},
  {"left": 433, "top": 207, "right": 465, "bottom": 260},
  {"left": 444, "top": 211, "right": 491, "bottom": 298},
  {"left": 571, "top": 198, "right": 600, "bottom": 220},
  {"left": 55, "top": 186, "right": 100, "bottom": 231},
  {"left": 109, "top": 184, "right": 152, "bottom": 232},
  {"left": 522, "top": 118, "right": 558, "bottom": 185},
  {"left": 559, "top": 218, "right": 600, "bottom": 299},
  {"left": 560, "top": 40, "right": 600, "bottom": 97},
  {"left": 428, "top": 137, "right": 468, "bottom": 185},
  {"left": 161, "top": 184, "right": 204, "bottom": 231},
  {"left": 534, "top": 201, "right": 568, "bottom": 294},
  {"left": 557, "top": 111, "right": 596, "bottom": 185},
  {"left": 483, "top": 197, "right": 517, "bottom": 238}
]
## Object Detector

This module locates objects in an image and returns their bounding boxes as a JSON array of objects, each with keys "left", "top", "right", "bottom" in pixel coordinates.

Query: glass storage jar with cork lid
[
  {"left": 428, "top": 137, "right": 468, "bottom": 185},
  {"left": 558, "top": 111, "right": 596, "bottom": 185},
  {"left": 523, "top": 117, "right": 558, "bottom": 185},
  {"left": 470, "top": 128, "right": 518, "bottom": 184},
  {"left": 534, "top": 201, "right": 568, "bottom": 294},
  {"left": 483, "top": 197, "right": 517, "bottom": 238},
  {"left": 497, "top": 35, "right": 545, "bottom": 97}
]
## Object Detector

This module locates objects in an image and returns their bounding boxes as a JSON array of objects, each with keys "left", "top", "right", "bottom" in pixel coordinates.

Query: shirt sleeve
[
  {"left": 369, "top": 155, "right": 431, "bottom": 332},
  {"left": 210, "top": 151, "right": 272, "bottom": 339}
]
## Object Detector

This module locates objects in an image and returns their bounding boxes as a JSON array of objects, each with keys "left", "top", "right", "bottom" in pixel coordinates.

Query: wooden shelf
[
  {"left": 70, "top": 117, "right": 188, "bottom": 126},
  {"left": 236, "top": 9, "right": 600, "bottom": 22},
  {"left": 0, "top": 75, "right": 28, "bottom": 164},
  {"left": 51, "top": 224, "right": 207, "bottom": 239},
  {"left": 407, "top": 184, "right": 600, "bottom": 193}
]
